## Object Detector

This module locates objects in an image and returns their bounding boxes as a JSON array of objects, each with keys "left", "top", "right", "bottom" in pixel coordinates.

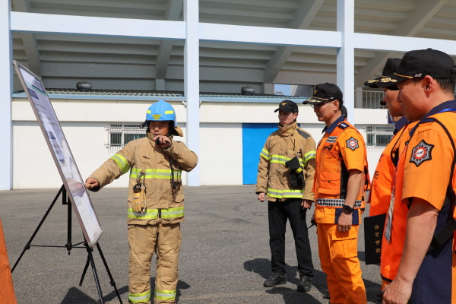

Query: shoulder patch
[
  {"left": 346, "top": 137, "right": 359, "bottom": 151},
  {"left": 338, "top": 123, "right": 349, "bottom": 130},
  {"left": 409, "top": 140, "right": 434, "bottom": 167},
  {"left": 296, "top": 129, "right": 310, "bottom": 139},
  {"left": 326, "top": 136, "right": 337, "bottom": 143}
]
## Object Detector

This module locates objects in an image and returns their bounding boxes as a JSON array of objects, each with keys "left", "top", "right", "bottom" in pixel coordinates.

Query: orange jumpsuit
[
  {"left": 369, "top": 117, "right": 409, "bottom": 216},
  {"left": 386, "top": 101, "right": 456, "bottom": 303},
  {"left": 314, "top": 116, "right": 370, "bottom": 304},
  {"left": 372, "top": 120, "right": 416, "bottom": 289}
]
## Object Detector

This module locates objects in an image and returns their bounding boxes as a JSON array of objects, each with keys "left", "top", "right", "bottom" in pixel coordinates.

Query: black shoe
[
  {"left": 297, "top": 275, "right": 312, "bottom": 292},
  {"left": 263, "top": 271, "right": 286, "bottom": 287}
]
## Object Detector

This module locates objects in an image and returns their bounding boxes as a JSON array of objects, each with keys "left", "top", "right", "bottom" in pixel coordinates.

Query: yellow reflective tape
[
  {"left": 161, "top": 207, "right": 184, "bottom": 219},
  {"left": 129, "top": 290, "right": 151, "bottom": 303},
  {"left": 267, "top": 188, "right": 303, "bottom": 199},
  {"left": 154, "top": 288, "right": 176, "bottom": 300},
  {"left": 130, "top": 168, "right": 182, "bottom": 180},
  {"left": 296, "top": 167, "right": 303, "bottom": 173},
  {"left": 128, "top": 209, "right": 158, "bottom": 220},
  {"left": 110, "top": 154, "right": 129, "bottom": 174},
  {"left": 147, "top": 110, "right": 151, "bottom": 114},
  {"left": 165, "top": 110, "right": 174, "bottom": 114},
  {"left": 128, "top": 207, "right": 184, "bottom": 219}
]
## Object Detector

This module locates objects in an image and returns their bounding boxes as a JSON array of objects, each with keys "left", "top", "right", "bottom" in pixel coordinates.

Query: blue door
[{"left": 242, "top": 123, "right": 278, "bottom": 184}]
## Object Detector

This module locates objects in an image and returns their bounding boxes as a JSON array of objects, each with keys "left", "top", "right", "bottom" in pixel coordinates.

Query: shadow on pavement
[
  {"left": 60, "top": 287, "right": 99, "bottom": 304},
  {"left": 244, "top": 257, "right": 381, "bottom": 304}
]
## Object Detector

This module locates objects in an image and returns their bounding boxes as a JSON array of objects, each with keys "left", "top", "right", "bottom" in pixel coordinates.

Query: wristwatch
[{"left": 342, "top": 204, "right": 354, "bottom": 214}]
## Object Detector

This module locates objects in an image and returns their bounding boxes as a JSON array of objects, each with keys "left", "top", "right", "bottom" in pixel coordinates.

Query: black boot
[
  {"left": 263, "top": 270, "right": 286, "bottom": 287},
  {"left": 297, "top": 275, "right": 312, "bottom": 292}
]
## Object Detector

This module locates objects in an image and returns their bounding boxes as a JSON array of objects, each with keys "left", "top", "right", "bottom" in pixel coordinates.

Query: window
[
  {"left": 366, "top": 125, "right": 394, "bottom": 147},
  {"left": 107, "top": 123, "right": 146, "bottom": 152}
]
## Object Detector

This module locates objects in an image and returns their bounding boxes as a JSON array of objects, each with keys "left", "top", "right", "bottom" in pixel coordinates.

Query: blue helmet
[{"left": 145, "top": 100, "right": 178, "bottom": 127}]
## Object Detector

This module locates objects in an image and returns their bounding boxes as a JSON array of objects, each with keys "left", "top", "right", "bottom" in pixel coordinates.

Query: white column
[
  {"left": 355, "top": 86, "right": 364, "bottom": 109},
  {"left": 184, "top": 0, "right": 200, "bottom": 186},
  {"left": 336, "top": 0, "right": 355, "bottom": 123},
  {"left": 0, "top": 0, "right": 12, "bottom": 190}
]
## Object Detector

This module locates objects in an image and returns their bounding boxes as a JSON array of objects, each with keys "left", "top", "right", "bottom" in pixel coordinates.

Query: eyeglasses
[{"left": 310, "top": 100, "right": 333, "bottom": 109}]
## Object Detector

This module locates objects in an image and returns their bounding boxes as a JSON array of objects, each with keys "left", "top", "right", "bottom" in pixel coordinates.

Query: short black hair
[{"left": 435, "top": 78, "right": 456, "bottom": 94}]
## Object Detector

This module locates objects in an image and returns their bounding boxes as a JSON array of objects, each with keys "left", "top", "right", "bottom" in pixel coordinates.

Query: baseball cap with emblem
[
  {"left": 303, "top": 83, "right": 343, "bottom": 105},
  {"left": 274, "top": 99, "right": 298, "bottom": 113},
  {"left": 377, "top": 48, "right": 456, "bottom": 89},
  {"left": 364, "top": 58, "right": 401, "bottom": 90}
]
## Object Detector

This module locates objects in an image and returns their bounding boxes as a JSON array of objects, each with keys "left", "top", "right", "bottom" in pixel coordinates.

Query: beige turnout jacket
[
  {"left": 256, "top": 122, "right": 316, "bottom": 202},
  {"left": 90, "top": 132, "right": 198, "bottom": 225}
]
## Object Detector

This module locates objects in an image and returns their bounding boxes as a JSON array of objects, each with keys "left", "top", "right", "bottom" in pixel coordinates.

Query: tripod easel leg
[
  {"left": 79, "top": 255, "right": 90, "bottom": 286},
  {"left": 86, "top": 244, "right": 105, "bottom": 304},
  {"left": 96, "top": 243, "right": 123, "bottom": 304},
  {"left": 11, "top": 185, "right": 65, "bottom": 273}
]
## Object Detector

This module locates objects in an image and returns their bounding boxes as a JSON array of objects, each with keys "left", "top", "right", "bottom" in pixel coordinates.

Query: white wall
[{"left": 12, "top": 98, "right": 389, "bottom": 188}]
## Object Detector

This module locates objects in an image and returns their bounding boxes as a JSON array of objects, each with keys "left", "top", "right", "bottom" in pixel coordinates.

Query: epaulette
[
  {"left": 338, "top": 122, "right": 349, "bottom": 130},
  {"left": 296, "top": 129, "right": 310, "bottom": 139}
]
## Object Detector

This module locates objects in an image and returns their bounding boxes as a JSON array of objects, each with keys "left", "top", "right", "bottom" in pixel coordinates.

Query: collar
[
  {"left": 393, "top": 116, "right": 408, "bottom": 134},
  {"left": 423, "top": 100, "right": 456, "bottom": 119},
  {"left": 409, "top": 100, "right": 456, "bottom": 137},
  {"left": 278, "top": 121, "right": 297, "bottom": 137},
  {"left": 322, "top": 115, "right": 345, "bottom": 134}
]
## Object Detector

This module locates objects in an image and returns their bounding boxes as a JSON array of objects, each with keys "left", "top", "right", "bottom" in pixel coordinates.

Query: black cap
[
  {"left": 364, "top": 58, "right": 401, "bottom": 88},
  {"left": 274, "top": 99, "right": 298, "bottom": 113},
  {"left": 378, "top": 48, "right": 456, "bottom": 88},
  {"left": 303, "top": 83, "right": 343, "bottom": 105}
]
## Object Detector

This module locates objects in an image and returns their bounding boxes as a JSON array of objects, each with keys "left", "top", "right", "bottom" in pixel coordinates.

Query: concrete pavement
[{"left": 1, "top": 185, "right": 381, "bottom": 303}]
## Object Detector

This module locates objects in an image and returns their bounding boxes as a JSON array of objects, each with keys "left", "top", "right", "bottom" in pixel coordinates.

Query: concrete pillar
[
  {"left": 184, "top": 0, "right": 200, "bottom": 186},
  {"left": 0, "top": 0, "right": 13, "bottom": 190},
  {"left": 336, "top": 0, "right": 355, "bottom": 123},
  {"left": 355, "top": 86, "right": 364, "bottom": 108},
  {"left": 263, "top": 82, "right": 274, "bottom": 94}
]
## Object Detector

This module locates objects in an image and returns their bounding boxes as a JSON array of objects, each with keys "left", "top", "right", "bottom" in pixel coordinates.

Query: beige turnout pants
[{"left": 128, "top": 222, "right": 182, "bottom": 304}]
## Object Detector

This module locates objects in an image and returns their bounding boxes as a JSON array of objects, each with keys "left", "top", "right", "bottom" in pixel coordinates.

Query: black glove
[{"left": 285, "top": 156, "right": 305, "bottom": 190}]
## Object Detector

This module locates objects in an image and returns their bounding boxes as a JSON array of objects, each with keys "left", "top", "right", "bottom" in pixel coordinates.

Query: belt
[{"left": 316, "top": 199, "right": 362, "bottom": 208}]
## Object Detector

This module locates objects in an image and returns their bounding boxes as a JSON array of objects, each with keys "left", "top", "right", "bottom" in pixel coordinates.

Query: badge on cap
[
  {"left": 410, "top": 140, "right": 434, "bottom": 167},
  {"left": 282, "top": 102, "right": 286, "bottom": 105},
  {"left": 153, "top": 114, "right": 161, "bottom": 119},
  {"left": 346, "top": 137, "right": 359, "bottom": 151}
]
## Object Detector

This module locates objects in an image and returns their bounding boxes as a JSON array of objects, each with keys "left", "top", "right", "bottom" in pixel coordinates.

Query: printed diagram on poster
[{"left": 13, "top": 61, "right": 102, "bottom": 248}]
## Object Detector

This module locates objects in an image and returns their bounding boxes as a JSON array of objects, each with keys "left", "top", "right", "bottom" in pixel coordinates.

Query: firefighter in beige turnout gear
[
  {"left": 85, "top": 100, "right": 198, "bottom": 304},
  {"left": 256, "top": 100, "right": 316, "bottom": 292}
]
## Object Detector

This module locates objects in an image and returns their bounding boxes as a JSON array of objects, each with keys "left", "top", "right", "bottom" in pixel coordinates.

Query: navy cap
[
  {"left": 274, "top": 99, "right": 298, "bottom": 113},
  {"left": 303, "top": 83, "right": 343, "bottom": 105},
  {"left": 378, "top": 49, "right": 456, "bottom": 88}
]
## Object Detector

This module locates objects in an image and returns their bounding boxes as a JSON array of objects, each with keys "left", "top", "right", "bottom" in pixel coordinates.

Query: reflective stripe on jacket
[
  {"left": 256, "top": 122, "right": 316, "bottom": 202},
  {"left": 89, "top": 132, "right": 198, "bottom": 225}
]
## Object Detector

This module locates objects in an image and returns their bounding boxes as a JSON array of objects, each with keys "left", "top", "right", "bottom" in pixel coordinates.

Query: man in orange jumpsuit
[
  {"left": 364, "top": 58, "right": 419, "bottom": 291},
  {"left": 304, "top": 83, "right": 370, "bottom": 304},
  {"left": 378, "top": 48, "right": 456, "bottom": 304}
]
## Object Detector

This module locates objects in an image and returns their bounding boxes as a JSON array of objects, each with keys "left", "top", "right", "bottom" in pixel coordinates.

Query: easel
[{"left": 11, "top": 185, "right": 123, "bottom": 304}]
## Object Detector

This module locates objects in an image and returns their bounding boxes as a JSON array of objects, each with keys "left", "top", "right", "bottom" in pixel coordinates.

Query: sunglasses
[{"left": 310, "top": 100, "right": 334, "bottom": 109}]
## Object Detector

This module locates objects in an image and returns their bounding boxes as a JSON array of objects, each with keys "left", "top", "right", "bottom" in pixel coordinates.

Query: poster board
[{"left": 13, "top": 61, "right": 102, "bottom": 248}]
